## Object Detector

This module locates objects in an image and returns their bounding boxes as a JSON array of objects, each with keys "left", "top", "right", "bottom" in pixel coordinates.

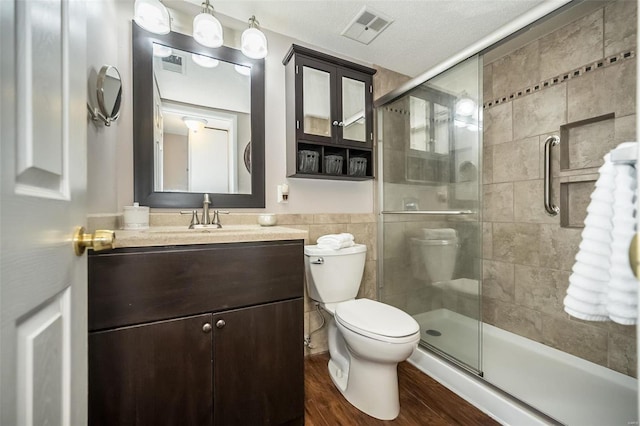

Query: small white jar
[{"left": 257, "top": 214, "right": 277, "bottom": 226}]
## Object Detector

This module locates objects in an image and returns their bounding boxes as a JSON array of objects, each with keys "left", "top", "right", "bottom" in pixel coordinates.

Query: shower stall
[{"left": 377, "top": 2, "right": 638, "bottom": 422}]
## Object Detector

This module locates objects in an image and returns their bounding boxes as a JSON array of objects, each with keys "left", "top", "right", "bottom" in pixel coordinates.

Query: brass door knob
[
  {"left": 73, "top": 226, "right": 115, "bottom": 256},
  {"left": 629, "top": 233, "right": 639, "bottom": 279}
]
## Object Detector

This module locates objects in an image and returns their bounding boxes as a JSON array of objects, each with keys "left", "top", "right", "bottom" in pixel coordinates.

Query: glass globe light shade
[
  {"left": 455, "top": 97, "right": 476, "bottom": 117},
  {"left": 241, "top": 27, "right": 268, "bottom": 59},
  {"left": 134, "top": 0, "right": 170, "bottom": 35},
  {"left": 153, "top": 44, "right": 172, "bottom": 58},
  {"left": 193, "top": 13, "right": 223, "bottom": 48},
  {"left": 191, "top": 53, "right": 219, "bottom": 68},
  {"left": 234, "top": 64, "right": 251, "bottom": 76}
]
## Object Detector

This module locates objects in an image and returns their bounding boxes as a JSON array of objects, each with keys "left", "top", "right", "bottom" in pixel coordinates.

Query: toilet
[
  {"left": 304, "top": 244, "right": 420, "bottom": 420},
  {"left": 411, "top": 228, "right": 459, "bottom": 283}
]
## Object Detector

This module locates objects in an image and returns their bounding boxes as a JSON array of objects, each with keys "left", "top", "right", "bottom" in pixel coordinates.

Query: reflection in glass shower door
[{"left": 379, "top": 55, "right": 482, "bottom": 373}]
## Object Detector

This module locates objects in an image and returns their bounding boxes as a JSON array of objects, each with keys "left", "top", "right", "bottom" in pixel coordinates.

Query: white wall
[{"left": 86, "top": 0, "right": 374, "bottom": 214}]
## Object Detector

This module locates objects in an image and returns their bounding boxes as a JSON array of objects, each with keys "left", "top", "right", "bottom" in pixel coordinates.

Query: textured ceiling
[{"left": 173, "top": 0, "right": 550, "bottom": 77}]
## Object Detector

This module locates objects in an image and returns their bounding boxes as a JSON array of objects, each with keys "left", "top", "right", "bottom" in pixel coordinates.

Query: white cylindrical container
[{"left": 123, "top": 202, "right": 149, "bottom": 230}]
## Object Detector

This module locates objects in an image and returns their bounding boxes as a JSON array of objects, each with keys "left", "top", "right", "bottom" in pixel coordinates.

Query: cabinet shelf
[{"left": 284, "top": 44, "right": 376, "bottom": 180}]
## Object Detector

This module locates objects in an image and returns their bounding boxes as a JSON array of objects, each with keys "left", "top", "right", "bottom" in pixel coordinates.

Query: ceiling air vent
[{"left": 341, "top": 6, "right": 393, "bottom": 45}]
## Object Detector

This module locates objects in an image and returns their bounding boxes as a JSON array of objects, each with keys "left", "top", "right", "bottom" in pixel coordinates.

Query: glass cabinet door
[
  {"left": 302, "top": 65, "right": 333, "bottom": 140},
  {"left": 340, "top": 76, "right": 366, "bottom": 143}
]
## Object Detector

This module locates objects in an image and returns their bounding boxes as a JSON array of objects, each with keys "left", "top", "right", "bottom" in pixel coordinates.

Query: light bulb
[
  {"left": 234, "top": 64, "right": 251, "bottom": 76},
  {"left": 192, "top": 53, "right": 219, "bottom": 68},
  {"left": 153, "top": 44, "right": 172, "bottom": 58},
  {"left": 455, "top": 97, "right": 476, "bottom": 117},
  {"left": 182, "top": 117, "right": 207, "bottom": 133},
  {"left": 134, "top": 0, "right": 170, "bottom": 35},
  {"left": 193, "top": 12, "right": 223, "bottom": 48}
]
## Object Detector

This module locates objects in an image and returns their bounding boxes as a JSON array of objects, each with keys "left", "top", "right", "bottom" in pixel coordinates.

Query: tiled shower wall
[{"left": 482, "top": 0, "right": 637, "bottom": 376}]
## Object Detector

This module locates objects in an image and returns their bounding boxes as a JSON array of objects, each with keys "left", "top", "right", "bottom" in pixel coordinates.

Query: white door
[{"left": 1, "top": 0, "right": 88, "bottom": 425}]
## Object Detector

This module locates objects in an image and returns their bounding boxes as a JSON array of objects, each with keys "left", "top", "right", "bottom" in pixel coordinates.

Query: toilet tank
[{"left": 304, "top": 244, "right": 366, "bottom": 303}]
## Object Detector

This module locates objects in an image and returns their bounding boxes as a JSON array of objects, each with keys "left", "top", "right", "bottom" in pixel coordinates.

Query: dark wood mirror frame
[{"left": 132, "top": 22, "right": 265, "bottom": 208}]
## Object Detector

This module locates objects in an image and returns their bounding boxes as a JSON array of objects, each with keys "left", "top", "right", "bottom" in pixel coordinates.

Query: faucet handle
[
  {"left": 180, "top": 210, "right": 200, "bottom": 229},
  {"left": 210, "top": 210, "right": 229, "bottom": 228}
]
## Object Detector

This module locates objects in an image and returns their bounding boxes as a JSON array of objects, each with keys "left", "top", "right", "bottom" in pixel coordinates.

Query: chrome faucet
[{"left": 202, "top": 193, "right": 211, "bottom": 225}]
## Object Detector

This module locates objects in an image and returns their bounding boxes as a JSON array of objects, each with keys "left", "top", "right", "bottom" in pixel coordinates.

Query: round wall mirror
[{"left": 94, "top": 65, "right": 122, "bottom": 125}]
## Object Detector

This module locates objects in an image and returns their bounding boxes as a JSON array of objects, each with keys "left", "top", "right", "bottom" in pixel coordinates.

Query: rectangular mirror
[{"left": 133, "top": 23, "right": 265, "bottom": 208}]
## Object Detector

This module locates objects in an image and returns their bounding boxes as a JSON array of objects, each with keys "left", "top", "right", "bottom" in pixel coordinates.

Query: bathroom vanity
[{"left": 88, "top": 230, "right": 306, "bottom": 425}]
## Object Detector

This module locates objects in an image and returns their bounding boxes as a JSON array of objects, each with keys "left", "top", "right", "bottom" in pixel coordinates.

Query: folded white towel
[
  {"left": 316, "top": 233, "right": 355, "bottom": 250},
  {"left": 565, "top": 143, "right": 638, "bottom": 325}
]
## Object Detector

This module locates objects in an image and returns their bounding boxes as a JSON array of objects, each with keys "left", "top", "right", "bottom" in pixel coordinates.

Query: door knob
[
  {"left": 73, "top": 226, "right": 115, "bottom": 256},
  {"left": 629, "top": 233, "right": 639, "bottom": 279},
  {"left": 216, "top": 319, "right": 226, "bottom": 329}
]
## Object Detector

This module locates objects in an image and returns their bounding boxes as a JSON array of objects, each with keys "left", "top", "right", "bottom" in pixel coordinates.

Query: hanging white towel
[
  {"left": 316, "top": 233, "right": 355, "bottom": 250},
  {"left": 563, "top": 142, "right": 638, "bottom": 325}
]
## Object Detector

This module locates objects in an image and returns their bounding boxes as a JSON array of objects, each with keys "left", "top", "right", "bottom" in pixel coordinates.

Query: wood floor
[{"left": 304, "top": 353, "right": 499, "bottom": 426}]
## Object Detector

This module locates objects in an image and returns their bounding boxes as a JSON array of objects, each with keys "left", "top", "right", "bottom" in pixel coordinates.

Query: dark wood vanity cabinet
[
  {"left": 283, "top": 44, "right": 376, "bottom": 180},
  {"left": 88, "top": 240, "right": 305, "bottom": 426}
]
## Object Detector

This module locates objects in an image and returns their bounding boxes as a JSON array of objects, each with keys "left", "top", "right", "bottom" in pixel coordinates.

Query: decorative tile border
[{"left": 483, "top": 50, "right": 635, "bottom": 110}]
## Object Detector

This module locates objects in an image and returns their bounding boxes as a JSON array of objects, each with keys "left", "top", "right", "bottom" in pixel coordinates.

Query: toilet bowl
[
  {"left": 411, "top": 228, "right": 459, "bottom": 283},
  {"left": 304, "top": 244, "right": 420, "bottom": 420}
]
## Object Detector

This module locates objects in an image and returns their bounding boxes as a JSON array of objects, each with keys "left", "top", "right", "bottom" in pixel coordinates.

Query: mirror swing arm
[
  {"left": 132, "top": 22, "right": 266, "bottom": 208},
  {"left": 88, "top": 65, "right": 122, "bottom": 126}
]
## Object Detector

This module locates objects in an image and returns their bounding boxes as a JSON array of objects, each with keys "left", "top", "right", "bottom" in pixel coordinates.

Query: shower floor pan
[{"left": 413, "top": 309, "right": 637, "bottom": 426}]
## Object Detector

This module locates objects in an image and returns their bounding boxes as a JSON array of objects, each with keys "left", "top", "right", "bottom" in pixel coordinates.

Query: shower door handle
[{"left": 543, "top": 135, "right": 560, "bottom": 216}]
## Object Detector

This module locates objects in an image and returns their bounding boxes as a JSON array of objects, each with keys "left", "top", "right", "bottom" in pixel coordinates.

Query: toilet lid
[{"left": 335, "top": 299, "right": 420, "bottom": 341}]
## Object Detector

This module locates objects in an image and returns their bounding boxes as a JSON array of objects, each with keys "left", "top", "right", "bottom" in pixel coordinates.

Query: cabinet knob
[
  {"left": 216, "top": 319, "right": 226, "bottom": 329},
  {"left": 332, "top": 120, "right": 338, "bottom": 126},
  {"left": 338, "top": 121, "right": 344, "bottom": 127},
  {"left": 202, "top": 323, "right": 212, "bottom": 333}
]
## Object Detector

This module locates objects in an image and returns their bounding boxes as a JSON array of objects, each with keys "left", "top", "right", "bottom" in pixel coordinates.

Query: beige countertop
[{"left": 112, "top": 225, "right": 308, "bottom": 249}]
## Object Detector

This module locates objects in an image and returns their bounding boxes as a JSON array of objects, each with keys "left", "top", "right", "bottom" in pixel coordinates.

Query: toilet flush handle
[{"left": 310, "top": 257, "right": 324, "bottom": 265}]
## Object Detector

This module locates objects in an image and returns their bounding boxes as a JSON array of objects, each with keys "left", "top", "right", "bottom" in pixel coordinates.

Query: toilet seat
[{"left": 335, "top": 299, "right": 420, "bottom": 344}]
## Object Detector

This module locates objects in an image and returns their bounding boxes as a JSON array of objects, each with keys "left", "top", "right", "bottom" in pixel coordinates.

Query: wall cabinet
[
  {"left": 283, "top": 44, "right": 376, "bottom": 180},
  {"left": 88, "top": 240, "right": 304, "bottom": 426}
]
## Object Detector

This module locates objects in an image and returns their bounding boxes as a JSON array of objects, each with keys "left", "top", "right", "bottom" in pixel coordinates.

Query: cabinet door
[
  {"left": 89, "top": 314, "right": 213, "bottom": 426},
  {"left": 337, "top": 67, "right": 373, "bottom": 148},
  {"left": 297, "top": 56, "right": 337, "bottom": 144},
  {"left": 213, "top": 299, "right": 304, "bottom": 425}
]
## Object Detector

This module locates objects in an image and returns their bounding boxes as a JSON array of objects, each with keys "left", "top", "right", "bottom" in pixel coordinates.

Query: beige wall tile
[
  {"left": 383, "top": 148, "right": 406, "bottom": 183},
  {"left": 308, "top": 224, "right": 348, "bottom": 244},
  {"left": 566, "top": 117, "right": 615, "bottom": 170},
  {"left": 539, "top": 9, "right": 604, "bottom": 81},
  {"left": 567, "top": 68, "right": 608, "bottom": 123},
  {"left": 605, "top": 59, "right": 637, "bottom": 119},
  {"left": 608, "top": 331, "right": 637, "bottom": 377},
  {"left": 512, "top": 83, "right": 567, "bottom": 140},
  {"left": 483, "top": 102, "right": 512, "bottom": 145},
  {"left": 483, "top": 260, "right": 515, "bottom": 302},
  {"left": 542, "top": 315, "right": 608, "bottom": 365},
  {"left": 514, "top": 265, "right": 570, "bottom": 315},
  {"left": 513, "top": 180, "right": 559, "bottom": 224},
  {"left": 313, "top": 213, "right": 351, "bottom": 224},
  {"left": 373, "top": 65, "right": 411, "bottom": 102},
  {"left": 277, "top": 214, "right": 313, "bottom": 225},
  {"left": 564, "top": 180, "right": 594, "bottom": 228},
  {"left": 483, "top": 63, "right": 493, "bottom": 102},
  {"left": 539, "top": 224, "right": 581, "bottom": 271},
  {"left": 483, "top": 222, "right": 493, "bottom": 260},
  {"left": 604, "top": 0, "right": 637, "bottom": 57},
  {"left": 348, "top": 222, "right": 377, "bottom": 261},
  {"left": 491, "top": 40, "right": 540, "bottom": 98},
  {"left": 492, "top": 222, "right": 541, "bottom": 266},
  {"left": 492, "top": 137, "right": 540, "bottom": 183},
  {"left": 350, "top": 213, "right": 376, "bottom": 223},
  {"left": 483, "top": 183, "right": 514, "bottom": 222},
  {"left": 615, "top": 114, "right": 636, "bottom": 143},
  {"left": 383, "top": 222, "right": 408, "bottom": 260},
  {"left": 483, "top": 144, "right": 493, "bottom": 184},
  {"left": 493, "top": 300, "right": 543, "bottom": 341}
]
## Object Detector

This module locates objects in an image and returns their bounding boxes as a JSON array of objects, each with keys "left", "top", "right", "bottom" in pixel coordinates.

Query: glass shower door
[{"left": 379, "top": 56, "right": 483, "bottom": 373}]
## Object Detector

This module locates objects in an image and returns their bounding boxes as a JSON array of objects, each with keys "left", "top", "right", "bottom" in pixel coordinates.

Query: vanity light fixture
[
  {"left": 455, "top": 93, "right": 476, "bottom": 117},
  {"left": 193, "top": 0, "right": 224, "bottom": 48},
  {"left": 192, "top": 53, "right": 219, "bottom": 68},
  {"left": 153, "top": 44, "right": 172, "bottom": 58},
  {"left": 182, "top": 116, "right": 207, "bottom": 133},
  {"left": 134, "top": 0, "right": 171, "bottom": 35},
  {"left": 234, "top": 64, "right": 251, "bottom": 76},
  {"left": 241, "top": 15, "right": 268, "bottom": 59}
]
